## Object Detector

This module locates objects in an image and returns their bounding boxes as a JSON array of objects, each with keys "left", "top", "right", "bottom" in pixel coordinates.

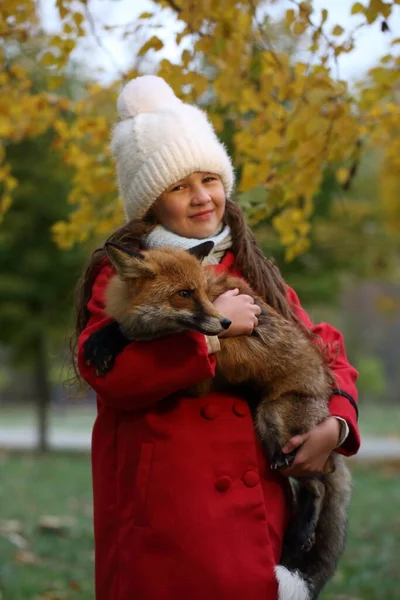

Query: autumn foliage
[{"left": 1, "top": 0, "right": 399, "bottom": 259}]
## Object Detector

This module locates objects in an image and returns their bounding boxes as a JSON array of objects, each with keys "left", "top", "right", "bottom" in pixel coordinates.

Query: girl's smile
[{"left": 190, "top": 209, "right": 215, "bottom": 221}]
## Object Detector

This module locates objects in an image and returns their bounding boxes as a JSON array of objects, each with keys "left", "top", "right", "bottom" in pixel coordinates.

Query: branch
[
  {"left": 249, "top": 0, "right": 282, "bottom": 68},
  {"left": 287, "top": 0, "right": 341, "bottom": 80},
  {"left": 164, "top": 0, "right": 182, "bottom": 14},
  {"left": 84, "top": 3, "right": 127, "bottom": 79}
]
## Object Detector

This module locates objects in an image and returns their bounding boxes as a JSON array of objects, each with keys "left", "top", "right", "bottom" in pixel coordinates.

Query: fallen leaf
[
  {"left": 15, "top": 550, "right": 41, "bottom": 564},
  {"left": 0, "top": 519, "right": 23, "bottom": 534},
  {"left": 68, "top": 580, "right": 81, "bottom": 590},
  {"left": 7, "top": 532, "right": 29, "bottom": 549},
  {"left": 38, "top": 515, "right": 75, "bottom": 535}
]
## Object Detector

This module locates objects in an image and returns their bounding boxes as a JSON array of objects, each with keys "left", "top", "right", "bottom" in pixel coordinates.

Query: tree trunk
[{"left": 33, "top": 332, "right": 51, "bottom": 452}]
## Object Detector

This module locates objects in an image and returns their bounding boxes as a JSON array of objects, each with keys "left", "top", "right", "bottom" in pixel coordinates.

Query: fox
[{"left": 83, "top": 241, "right": 352, "bottom": 600}]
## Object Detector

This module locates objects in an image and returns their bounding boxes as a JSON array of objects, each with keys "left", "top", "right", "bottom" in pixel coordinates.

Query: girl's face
[{"left": 152, "top": 172, "right": 226, "bottom": 239}]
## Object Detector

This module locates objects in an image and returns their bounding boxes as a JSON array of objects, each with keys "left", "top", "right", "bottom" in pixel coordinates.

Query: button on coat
[{"left": 201, "top": 403, "right": 220, "bottom": 420}]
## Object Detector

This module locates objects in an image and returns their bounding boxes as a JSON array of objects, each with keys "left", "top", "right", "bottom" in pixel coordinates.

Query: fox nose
[{"left": 220, "top": 318, "right": 232, "bottom": 330}]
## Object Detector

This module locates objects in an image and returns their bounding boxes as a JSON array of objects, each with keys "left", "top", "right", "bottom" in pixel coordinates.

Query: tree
[
  {"left": 252, "top": 153, "right": 400, "bottom": 304},
  {"left": 0, "top": 130, "right": 86, "bottom": 451},
  {"left": 0, "top": 0, "right": 399, "bottom": 262}
]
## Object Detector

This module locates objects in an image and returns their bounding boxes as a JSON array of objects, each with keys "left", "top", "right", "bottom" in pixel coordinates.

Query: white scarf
[{"left": 146, "top": 224, "right": 232, "bottom": 265}]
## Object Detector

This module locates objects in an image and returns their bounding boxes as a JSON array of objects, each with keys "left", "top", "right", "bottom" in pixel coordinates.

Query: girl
[{"left": 74, "top": 76, "right": 360, "bottom": 600}]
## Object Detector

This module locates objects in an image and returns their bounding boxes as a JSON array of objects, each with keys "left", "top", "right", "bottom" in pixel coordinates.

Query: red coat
[{"left": 78, "top": 251, "right": 360, "bottom": 600}]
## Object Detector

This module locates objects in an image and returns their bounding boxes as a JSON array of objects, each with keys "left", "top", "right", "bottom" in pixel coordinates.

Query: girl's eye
[
  {"left": 178, "top": 289, "right": 192, "bottom": 299},
  {"left": 203, "top": 176, "right": 217, "bottom": 183},
  {"left": 171, "top": 184, "right": 184, "bottom": 192}
]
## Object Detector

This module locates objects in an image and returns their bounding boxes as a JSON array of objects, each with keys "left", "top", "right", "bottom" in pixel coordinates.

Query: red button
[
  {"left": 232, "top": 401, "right": 248, "bottom": 417},
  {"left": 201, "top": 404, "right": 220, "bottom": 420},
  {"left": 215, "top": 476, "right": 232, "bottom": 492},
  {"left": 243, "top": 470, "right": 259, "bottom": 488}
]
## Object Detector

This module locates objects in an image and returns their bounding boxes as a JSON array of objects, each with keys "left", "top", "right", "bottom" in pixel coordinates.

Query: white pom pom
[{"left": 117, "top": 75, "right": 182, "bottom": 119}]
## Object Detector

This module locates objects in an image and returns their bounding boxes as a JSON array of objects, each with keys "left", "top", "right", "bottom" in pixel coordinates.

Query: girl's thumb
[
  {"left": 226, "top": 288, "right": 240, "bottom": 296},
  {"left": 282, "top": 433, "right": 309, "bottom": 454}
]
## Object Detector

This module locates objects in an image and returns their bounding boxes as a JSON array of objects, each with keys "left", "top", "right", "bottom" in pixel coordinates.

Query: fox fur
[{"left": 84, "top": 241, "right": 352, "bottom": 600}]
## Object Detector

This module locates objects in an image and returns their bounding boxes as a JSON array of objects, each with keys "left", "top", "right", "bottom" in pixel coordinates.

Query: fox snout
[
  {"left": 220, "top": 318, "right": 232, "bottom": 330},
  {"left": 188, "top": 313, "right": 232, "bottom": 337}
]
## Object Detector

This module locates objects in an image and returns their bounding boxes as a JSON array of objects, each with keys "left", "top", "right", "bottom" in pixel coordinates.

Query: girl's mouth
[{"left": 190, "top": 210, "right": 214, "bottom": 221}]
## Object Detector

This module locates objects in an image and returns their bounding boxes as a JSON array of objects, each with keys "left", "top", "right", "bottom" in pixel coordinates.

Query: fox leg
[
  {"left": 256, "top": 397, "right": 322, "bottom": 551},
  {"left": 281, "top": 456, "right": 352, "bottom": 599},
  {"left": 256, "top": 396, "right": 352, "bottom": 597},
  {"left": 83, "top": 321, "right": 130, "bottom": 376},
  {"left": 284, "top": 478, "right": 325, "bottom": 554}
]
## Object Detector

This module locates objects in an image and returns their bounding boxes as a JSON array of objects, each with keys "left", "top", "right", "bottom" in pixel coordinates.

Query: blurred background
[{"left": 0, "top": 0, "right": 399, "bottom": 598}]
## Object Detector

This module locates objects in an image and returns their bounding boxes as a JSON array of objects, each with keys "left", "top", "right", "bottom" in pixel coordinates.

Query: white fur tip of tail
[{"left": 275, "top": 566, "right": 311, "bottom": 600}]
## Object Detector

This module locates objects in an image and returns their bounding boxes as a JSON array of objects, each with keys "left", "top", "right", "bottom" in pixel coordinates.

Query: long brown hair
[{"left": 70, "top": 199, "right": 302, "bottom": 383}]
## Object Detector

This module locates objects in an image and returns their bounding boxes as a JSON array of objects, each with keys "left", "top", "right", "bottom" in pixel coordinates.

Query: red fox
[{"left": 84, "top": 241, "right": 352, "bottom": 600}]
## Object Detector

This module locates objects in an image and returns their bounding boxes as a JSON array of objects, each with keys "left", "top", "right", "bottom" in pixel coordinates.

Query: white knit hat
[{"left": 110, "top": 76, "right": 235, "bottom": 222}]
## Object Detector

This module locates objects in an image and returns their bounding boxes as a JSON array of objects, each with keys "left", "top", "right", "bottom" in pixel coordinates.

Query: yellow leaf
[
  {"left": 351, "top": 2, "right": 365, "bottom": 15},
  {"left": 48, "top": 75, "right": 65, "bottom": 90},
  {"left": 0, "top": 119, "right": 13, "bottom": 137},
  {"left": 41, "top": 52, "right": 56, "bottom": 66},
  {"left": 138, "top": 12, "right": 153, "bottom": 19},
  {"left": 0, "top": 194, "right": 12, "bottom": 213},
  {"left": 73, "top": 12, "right": 84, "bottom": 27},
  {"left": 332, "top": 25, "right": 344, "bottom": 36},
  {"left": 380, "top": 53, "right": 393, "bottom": 63},
  {"left": 240, "top": 162, "right": 260, "bottom": 192},
  {"left": 138, "top": 36, "right": 164, "bottom": 56},
  {"left": 336, "top": 167, "right": 349, "bottom": 184},
  {"left": 293, "top": 21, "right": 308, "bottom": 35},
  {"left": 56, "top": 0, "right": 69, "bottom": 18},
  {"left": 285, "top": 9, "right": 296, "bottom": 27},
  {"left": 5, "top": 176, "right": 17, "bottom": 192},
  {"left": 263, "top": 130, "right": 282, "bottom": 150},
  {"left": 321, "top": 8, "right": 328, "bottom": 24},
  {"left": 9, "top": 65, "right": 26, "bottom": 79}
]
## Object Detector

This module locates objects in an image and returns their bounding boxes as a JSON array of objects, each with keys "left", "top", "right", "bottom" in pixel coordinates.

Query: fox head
[{"left": 104, "top": 242, "right": 231, "bottom": 340}]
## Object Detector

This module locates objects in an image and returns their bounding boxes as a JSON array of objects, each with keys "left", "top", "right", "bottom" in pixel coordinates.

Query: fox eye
[{"left": 178, "top": 289, "right": 193, "bottom": 299}]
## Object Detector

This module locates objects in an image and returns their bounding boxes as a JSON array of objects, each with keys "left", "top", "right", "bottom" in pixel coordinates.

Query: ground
[{"left": 0, "top": 452, "right": 399, "bottom": 600}]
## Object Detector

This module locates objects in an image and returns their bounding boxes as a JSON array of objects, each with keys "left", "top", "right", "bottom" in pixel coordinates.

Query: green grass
[
  {"left": 0, "top": 454, "right": 399, "bottom": 599},
  {"left": 0, "top": 453, "right": 93, "bottom": 599},
  {"left": 322, "top": 462, "right": 400, "bottom": 600}
]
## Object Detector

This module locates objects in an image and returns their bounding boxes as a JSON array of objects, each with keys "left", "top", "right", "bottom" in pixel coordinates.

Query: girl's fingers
[
  {"left": 282, "top": 433, "right": 309, "bottom": 454},
  {"left": 216, "top": 288, "right": 239, "bottom": 301}
]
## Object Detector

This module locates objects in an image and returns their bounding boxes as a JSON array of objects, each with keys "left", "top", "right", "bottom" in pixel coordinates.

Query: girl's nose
[{"left": 191, "top": 185, "right": 212, "bottom": 204}]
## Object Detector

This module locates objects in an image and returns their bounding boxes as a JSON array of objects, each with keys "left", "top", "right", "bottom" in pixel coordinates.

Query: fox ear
[
  {"left": 188, "top": 241, "right": 215, "bottom": 261},
  {"left": 105, "top": 243, "right": 155, "bottom": 279}
]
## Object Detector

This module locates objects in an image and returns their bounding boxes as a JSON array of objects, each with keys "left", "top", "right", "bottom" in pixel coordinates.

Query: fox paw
[
  {"left": 270, "top": 451, "right": 297, "bottom": 471},
  {"left": 83, "top": 322, "right": 130, "bottom": 376}
]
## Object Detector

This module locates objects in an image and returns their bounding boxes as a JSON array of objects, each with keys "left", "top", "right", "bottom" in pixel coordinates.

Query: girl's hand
[
  {"left": 278, "top": 416, "right": 341, "bottom": 478},
  {"left": 214, "top": 288, "right": 261, "bottom": 337}
]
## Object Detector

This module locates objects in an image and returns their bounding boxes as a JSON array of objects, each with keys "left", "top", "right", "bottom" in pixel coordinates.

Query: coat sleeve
[
  {"left": 77, "top": 262, "right": 217, "bottom": 411},
  {"left": 286, "top": 286, "right": 360, "bottom": 456}
]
